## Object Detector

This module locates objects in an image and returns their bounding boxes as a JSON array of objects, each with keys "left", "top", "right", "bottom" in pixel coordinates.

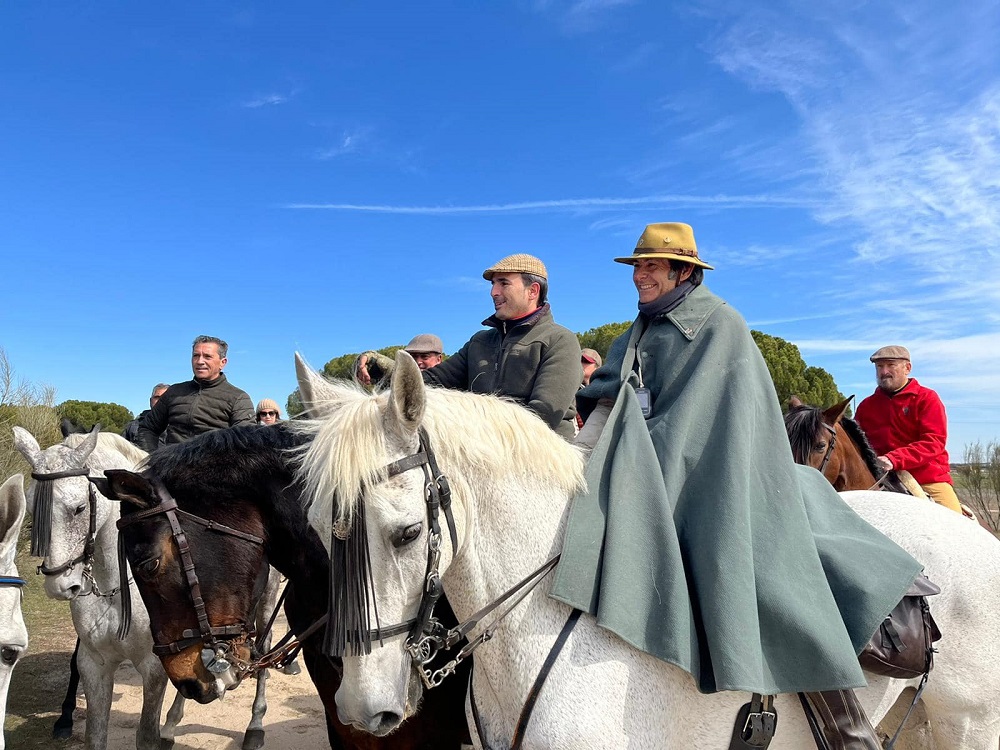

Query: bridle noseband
[{"left": 116, "top": 484, "right": 266, "bottom": 672}]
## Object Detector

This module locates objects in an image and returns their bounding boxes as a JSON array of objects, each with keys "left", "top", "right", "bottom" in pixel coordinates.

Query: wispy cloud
[
  {"left": 242, "top": 91, "right": 295, "bottom": 109},
  {"left": 315, "top": 129, "right": 369, "bottom": 160},
  {"left": 285, "top": 193, "right": 816, "bottom": 214},
  {"left": 529, "top": 0, "right": 634, "bottom": 34}
]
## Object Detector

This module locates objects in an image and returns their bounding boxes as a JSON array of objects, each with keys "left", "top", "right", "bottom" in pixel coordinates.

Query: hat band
[{"left": 634, "top": 246, "right": 699, "bottom": 258}]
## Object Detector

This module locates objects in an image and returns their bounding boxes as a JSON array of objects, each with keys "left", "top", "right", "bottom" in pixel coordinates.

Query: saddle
[{"left": 859, "top": 574, "right": 941, "bottom": 679}]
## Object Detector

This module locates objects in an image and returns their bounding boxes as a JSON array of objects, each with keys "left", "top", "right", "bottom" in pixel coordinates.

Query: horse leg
[
  {"left": 159, "top": 690, "right": 186, "bottom": 749},
  {"left": 242, "top": 567, "right": 282, "bottom": 750},
  {"left": 133, "top": 654, "right": 168, "bottom": 750},
  {"left": 241, "top": 670, "right": 268, "bottom": 750},
  {"left": 76, "top": 645, "right": 114, "bottom": 750},
  {"left": 52, "top": 638, "right": 81, "bottom": 740}
]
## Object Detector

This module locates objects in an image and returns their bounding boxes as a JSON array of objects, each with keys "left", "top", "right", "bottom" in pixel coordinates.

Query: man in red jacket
[{"left": 854, "top": 345, "right": 962, "bottom": 512}]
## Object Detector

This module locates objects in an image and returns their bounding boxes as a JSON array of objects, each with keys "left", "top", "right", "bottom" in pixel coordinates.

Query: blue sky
[{"left": 2, "top": 1, "right": 998, "bottom": 456}]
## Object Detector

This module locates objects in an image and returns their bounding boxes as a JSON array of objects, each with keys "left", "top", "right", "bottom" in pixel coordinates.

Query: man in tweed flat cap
[
  {"left": 854, "top": 345, "right": 962, "bottom": 513},
  {"left": 357, "top": 253, "right": 582, "bottom": 438}
]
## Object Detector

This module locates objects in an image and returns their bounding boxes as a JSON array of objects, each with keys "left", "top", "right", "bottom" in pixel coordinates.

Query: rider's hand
[
  {"left": 356, "top": 354, "right": 372, "bottom": 385},
  {"left": 876, "top": 456, "right": 893, "bottom": 473}
]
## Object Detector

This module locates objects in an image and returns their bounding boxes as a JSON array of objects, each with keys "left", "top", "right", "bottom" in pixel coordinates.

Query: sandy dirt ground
[{"left": 80, "top": 659, "right": 328, "bottom": 750}]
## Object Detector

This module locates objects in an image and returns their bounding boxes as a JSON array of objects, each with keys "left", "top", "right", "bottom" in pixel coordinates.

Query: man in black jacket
[{"left": 136, "top": 335, "right": 255, "bottom": 451}]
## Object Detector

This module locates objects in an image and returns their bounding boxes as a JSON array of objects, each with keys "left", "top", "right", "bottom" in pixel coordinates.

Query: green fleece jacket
[
  {"left": 136, "top": 373, "right": 255, "bottom": 451},
  {"left": 420, "top": 304, "right": 582, "bottom": 439},
  {"left": 366, "top": 305, "right": 582, "bottom": 438}
]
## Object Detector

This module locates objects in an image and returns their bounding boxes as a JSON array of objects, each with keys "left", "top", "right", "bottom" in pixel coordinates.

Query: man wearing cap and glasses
[
  {"left": 356, "top": 254, "right": 582, "bottom": 439},
  {"left": 553, "top": 223, "right": 920, "bottom": 749},
  {"left": 357, "top": 333, "right": 445, "bottom": 378},
  {"left": 854, "top": 346, "right": 961, "bottom": 513}
]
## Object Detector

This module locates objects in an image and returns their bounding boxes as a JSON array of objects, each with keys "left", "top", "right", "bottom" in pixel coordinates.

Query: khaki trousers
[{"left": 920, "top": 482, "right": 963, "bottom": 513}]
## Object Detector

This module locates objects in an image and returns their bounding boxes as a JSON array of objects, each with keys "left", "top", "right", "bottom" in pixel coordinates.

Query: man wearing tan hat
[
  {"left": 554, "top": 223, "right": 919, "bottom": 749},
  {"left": 356, "top": 254, "right": 582, "bottom": 438},
  {"left": 854, "top": 346, "right": 961, "bottom": 513}
]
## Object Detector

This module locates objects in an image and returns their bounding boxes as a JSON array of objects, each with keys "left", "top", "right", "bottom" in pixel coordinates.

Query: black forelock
[{"left": 783, "top": 405, "right": 822, "bottom": 464}]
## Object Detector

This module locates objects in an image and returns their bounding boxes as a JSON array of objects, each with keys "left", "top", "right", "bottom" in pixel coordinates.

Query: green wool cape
[{"left": 549, "top": 285, "right": 922, "bottom": 694}]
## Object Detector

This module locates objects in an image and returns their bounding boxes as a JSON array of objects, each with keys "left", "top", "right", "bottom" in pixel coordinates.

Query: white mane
[
  {"left": 63, "top": 431, "right": 149, "bottom": 468},
  {"left": 292, "top": 380, "right": 586, "bottom": 529}
]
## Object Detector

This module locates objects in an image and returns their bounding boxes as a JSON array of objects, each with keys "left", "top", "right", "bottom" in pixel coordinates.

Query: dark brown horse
[{"left": 99, "top": 425, "right": 470, "bottom": 750}]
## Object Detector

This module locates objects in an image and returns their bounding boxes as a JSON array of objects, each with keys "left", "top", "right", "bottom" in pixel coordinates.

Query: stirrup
[{"left": 729, "top": 693, "right": 777, "bottom": 749}]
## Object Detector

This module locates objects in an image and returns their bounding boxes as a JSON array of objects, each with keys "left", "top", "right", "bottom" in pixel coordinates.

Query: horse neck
[
  {"left": 445, "top": 467, "right": 572, "bottom": 629},
  {"left": 258, "top": 484, "right": 330, "bottom": 618},
  {"left": 834, "top": 427, "right": 878, "bottom": 491}
]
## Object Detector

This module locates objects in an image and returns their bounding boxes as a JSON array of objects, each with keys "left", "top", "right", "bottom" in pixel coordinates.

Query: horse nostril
[
  {"left": 68, "top": 584, "right": 82, "bottom": 597},
  {"left": 370, "top": 711, "right": 403, "bottom": 735}
]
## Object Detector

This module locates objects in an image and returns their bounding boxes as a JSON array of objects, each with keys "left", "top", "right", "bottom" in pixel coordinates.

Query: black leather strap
[{"left": 510, "top": 609, "right": 581, "bottom": 749}]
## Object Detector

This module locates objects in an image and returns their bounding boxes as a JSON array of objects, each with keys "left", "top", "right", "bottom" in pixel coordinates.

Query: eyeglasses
[{"left": 258, "top": 411, "right": 277, "bottom": 417}]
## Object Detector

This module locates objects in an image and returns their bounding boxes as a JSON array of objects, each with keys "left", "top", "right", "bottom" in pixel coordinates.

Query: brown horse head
[
  {"left": 784, "top": 395, "right": 884, "bottom": 491},
  {"left": 103, "top": 468, "right": 269, "bottom": 703}
]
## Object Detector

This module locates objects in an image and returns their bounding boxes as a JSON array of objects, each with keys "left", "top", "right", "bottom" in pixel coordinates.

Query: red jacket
[{"left": 854, "top": 378, "right": 952, "bottom": 484}]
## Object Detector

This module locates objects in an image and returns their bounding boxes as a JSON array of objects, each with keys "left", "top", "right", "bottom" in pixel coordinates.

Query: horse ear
[
  {"left": 386, "top": 350, "right": 425, "bottom": 437},
  {"left": 822, "top": 395, "right": 854, "bottom": 426},
  {"left": 295, "top": 352, "right": 336, "bottom": 417},
  {"left": 103, "top": 470, "right": 157, "bottom": 510},
  {"left": 74, "top": 424, "right": 101, "bottom": 462},
  {"left": 788, "top": 395, "right": 803, "bottom": 409},
  {"left": 0, "top": 474, "right": 27, "bottom": 557},
  {"left": 60, "top": 418, "right": 75, "bottom": 438},
  {"left": 12, "top": 426, "right": 41, "bottom": 468}
]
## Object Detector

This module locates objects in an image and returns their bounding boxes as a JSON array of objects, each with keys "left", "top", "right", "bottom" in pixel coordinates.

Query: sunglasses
[{"left": 258, "top": 410, "right": 278, "bottom": 417}]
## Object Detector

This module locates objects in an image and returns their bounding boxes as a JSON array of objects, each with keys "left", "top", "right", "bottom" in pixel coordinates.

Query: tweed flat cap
[
  {"left": 581, "top": 348, "right": 602, "bottom": 366},
  {"left": 404, "top": 333, "right": 444, "bottom": 354},
  {"left": 614, "top": 222, "right": 714, "bottom": 270},
  {"left": 870, "top": 345, "right": 910, "bottom": 362},
  {"left": 482, "top": 254, "right": 548, "bottom": 281}
]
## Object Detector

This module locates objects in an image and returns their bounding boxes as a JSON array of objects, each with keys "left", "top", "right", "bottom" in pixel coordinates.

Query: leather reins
[{"left": 115, "top": 483, "right": 266, "bottom": 672}]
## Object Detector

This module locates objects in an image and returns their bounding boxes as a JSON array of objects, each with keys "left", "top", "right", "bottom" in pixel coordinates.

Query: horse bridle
[
  {"left": 115, "top": 483, "right": 267, "bottom": 673},
  {"left": 29, "top": 467, "right": 125, "bottom": 599},
  {"left": 816, "top": 421, "right": 838, "bottom": 475},
  {"left": 329, "top": 427, "right": 567, "bottom": 694}
]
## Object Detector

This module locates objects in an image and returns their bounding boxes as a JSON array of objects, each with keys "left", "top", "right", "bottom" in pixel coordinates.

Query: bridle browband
[{"left": 115, "top": 483, "right": 266, "bottom": 668}]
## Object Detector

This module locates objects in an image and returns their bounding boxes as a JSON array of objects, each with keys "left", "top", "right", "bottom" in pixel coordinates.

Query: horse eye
[
  {"left": 74, "top": 504, "right": 86, "bottom": 516},
  {"left": 1, "top": 646, "right": 19, "bottom": 666},
  {"left": 815, "top": 442, "right": 827, "bottom": 452},
  {"left": 135, "top": 558, "right": 160, "bottom": 578},
  {"left": 394, "top": 523, "right": 423, "bottom": 548}
]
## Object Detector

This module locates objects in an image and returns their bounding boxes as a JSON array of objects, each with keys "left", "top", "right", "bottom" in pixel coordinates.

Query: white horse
[
  {"left": 293, "top": 352, "right": 1000, "bottom": 749},
  {"left": 0, "top": 474, "right": 29, "bottom": 750}
]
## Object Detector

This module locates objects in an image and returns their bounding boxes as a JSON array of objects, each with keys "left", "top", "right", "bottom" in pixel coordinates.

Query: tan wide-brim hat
[
  {"left": 614, "top": 222, "right": 714, "bottom": 270},
  {"left": 483, "top": 254, "right": 548, "bottom": 281}
]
